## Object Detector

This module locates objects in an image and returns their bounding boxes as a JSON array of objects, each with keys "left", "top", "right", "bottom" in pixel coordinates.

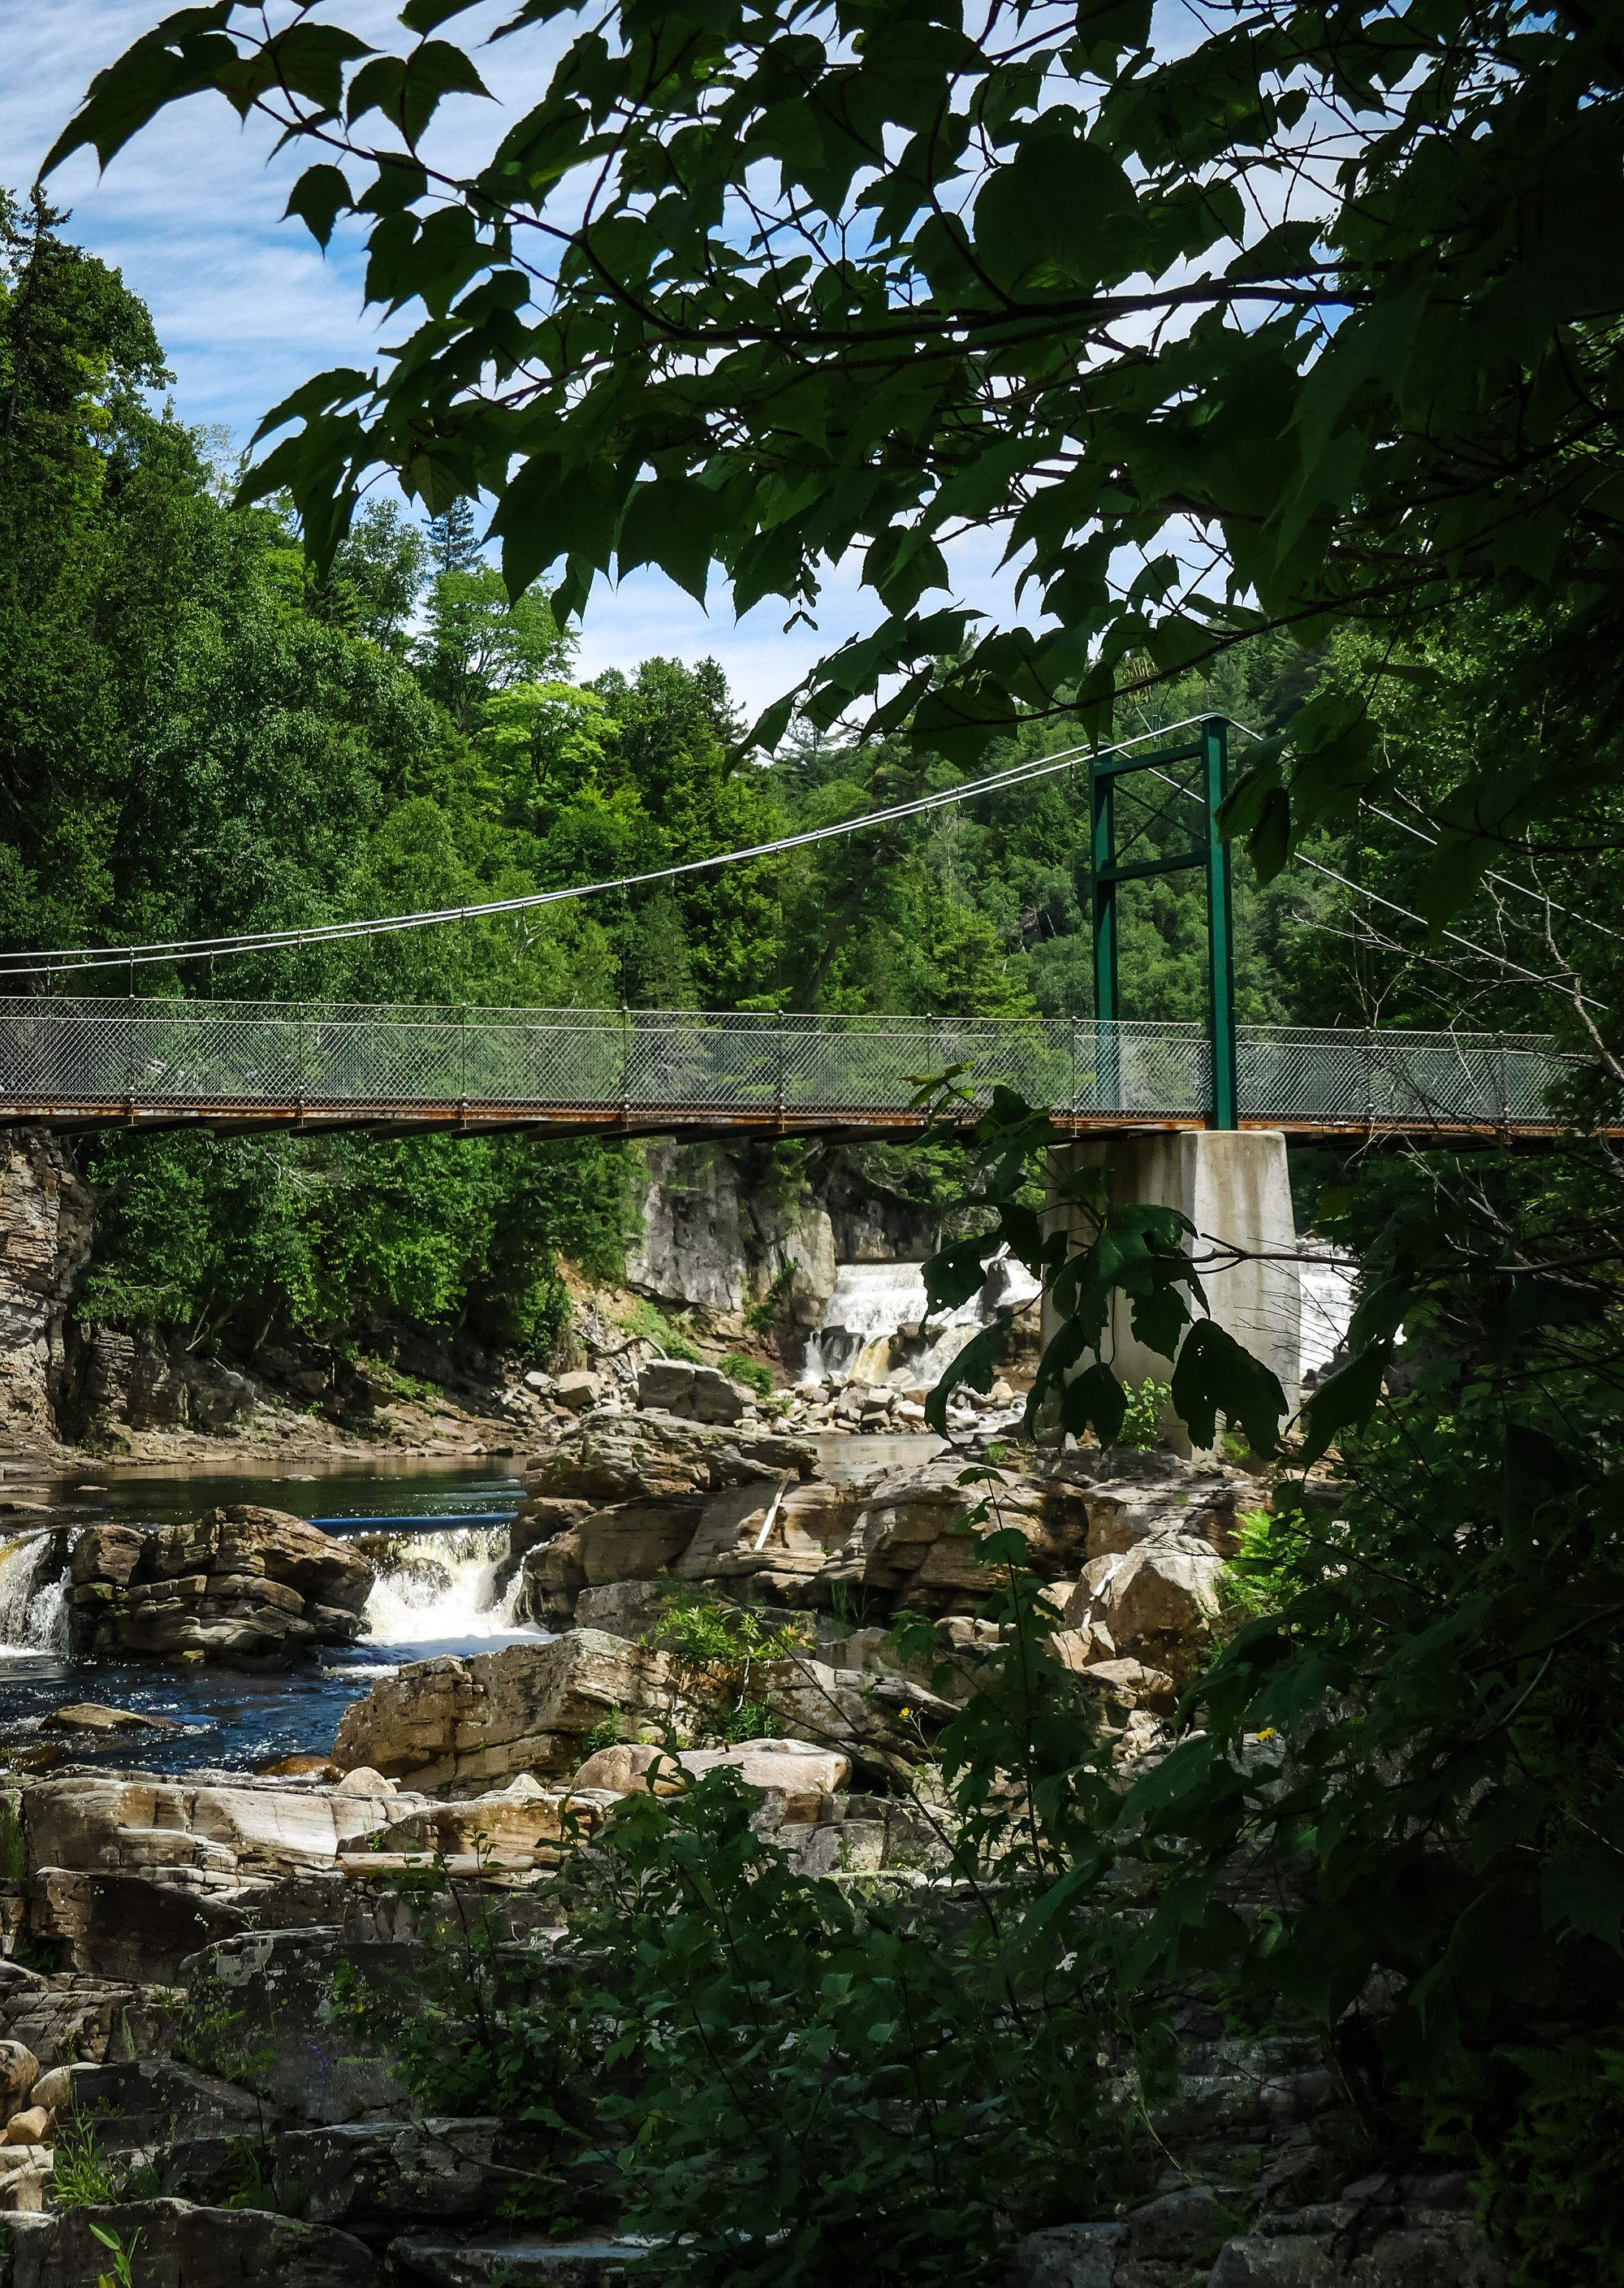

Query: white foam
[
  {"left": 801, "top": 1247, "right": 1041, "bottom": 1391},
  {"left": 0, "top": 1531, "right": 69, "bottom": 1657},
  {"left": 360, "top": 1524, "right": 538, "bottom": 1647}
]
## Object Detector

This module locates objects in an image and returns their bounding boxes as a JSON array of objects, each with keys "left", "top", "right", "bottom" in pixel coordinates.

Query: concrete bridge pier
[{"left": 1042, "top": 1131, "right": 1300, "bottom": 1442}]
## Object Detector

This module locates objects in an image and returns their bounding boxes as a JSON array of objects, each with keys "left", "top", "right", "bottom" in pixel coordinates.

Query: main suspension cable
[{"left": 0, "top": 715, "right": 1223, "bottom": 980}]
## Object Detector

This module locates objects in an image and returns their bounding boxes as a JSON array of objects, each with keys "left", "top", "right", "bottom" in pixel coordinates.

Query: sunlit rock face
[{"left": 0, "top": 1131, "right": 93, "bottom": 1442}]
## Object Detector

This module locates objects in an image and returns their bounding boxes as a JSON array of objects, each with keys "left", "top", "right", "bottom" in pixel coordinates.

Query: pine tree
[{"left": 425, "top": 495, "right": 481, "bottom": 576}]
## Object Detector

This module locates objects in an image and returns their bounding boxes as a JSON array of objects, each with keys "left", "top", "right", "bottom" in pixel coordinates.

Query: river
[
  {"left": 0, "top": 1435, "right": 947, "bottom": 1778},
  {"left": 0, "top": 1459, "right": 538, "bottom": 1777}
]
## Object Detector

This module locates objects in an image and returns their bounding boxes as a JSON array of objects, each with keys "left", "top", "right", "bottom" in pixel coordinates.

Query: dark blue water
[{"left": 0, "top": 1461, "right": 534, "bottom": 1775}]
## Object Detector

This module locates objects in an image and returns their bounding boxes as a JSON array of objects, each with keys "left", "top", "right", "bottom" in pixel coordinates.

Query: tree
[
  {"left": 46, "top": 0, "right": 1624, "bottom": 916},
  {"left": 426, "top": 494, "right": 481, "bottom": 576},
  {"left": 414, "top": 564, "right": 572, "bottom": 730}
]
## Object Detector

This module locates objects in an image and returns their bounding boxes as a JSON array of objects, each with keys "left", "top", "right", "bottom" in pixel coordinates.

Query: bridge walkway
[{"left": 0, "top": 999, "right": 1586, "bottom": 1146}]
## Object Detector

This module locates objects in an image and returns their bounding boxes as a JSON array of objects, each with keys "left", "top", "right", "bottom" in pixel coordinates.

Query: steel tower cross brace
[{"left": 1089, "top": 714, "right": 1239, "bottom": 1129}]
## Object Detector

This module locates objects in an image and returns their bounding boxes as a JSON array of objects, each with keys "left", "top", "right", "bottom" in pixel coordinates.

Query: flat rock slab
[
  {"left": 40, "top": 1705, "right": 192, "bottom": 1736},
  {"left": 7, "top": 2199, "right": 379, "bottom": 2288},
  {"left": 391, "top": 2238, "right": 650, "bottom": 2287}
]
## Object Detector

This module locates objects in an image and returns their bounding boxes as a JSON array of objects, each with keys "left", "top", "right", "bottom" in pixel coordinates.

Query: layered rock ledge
[{"left": 67, "top": 1506, "right": 374, "bottom": 1665}]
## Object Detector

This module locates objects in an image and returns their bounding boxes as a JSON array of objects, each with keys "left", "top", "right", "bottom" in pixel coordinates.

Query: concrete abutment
[{"left": 1042, "top": 1129, "right": 1300, "bottom": 1439}]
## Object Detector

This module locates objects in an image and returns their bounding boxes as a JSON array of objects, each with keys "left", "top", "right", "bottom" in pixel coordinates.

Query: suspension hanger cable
[{"left": 0, "top": 716, "right": 1224, "bottom": 981}]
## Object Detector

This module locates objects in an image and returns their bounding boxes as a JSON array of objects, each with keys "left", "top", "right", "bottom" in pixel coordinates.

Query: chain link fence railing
[{"left": 0, "top": 998, "right": 1582, "bottom": 1129}]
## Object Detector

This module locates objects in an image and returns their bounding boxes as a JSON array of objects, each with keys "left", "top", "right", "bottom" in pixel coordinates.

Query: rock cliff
[{"left": 0, "top": 1134, "right": 93, "bottom": 1444}]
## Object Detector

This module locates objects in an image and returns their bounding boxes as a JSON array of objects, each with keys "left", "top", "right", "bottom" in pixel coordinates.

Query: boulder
[
  {"left": 676, "top": 1480, "right": 866, "bottom": 1588},
  {"left": 493, "top": 1502, "right": 593, "bottom": 1601},
  {"left": 22, "top": 1774, "right": 423, "bottom": 1892},
  {"left": 182, "top": 1929, "right": 417, "bottom": 2125},
  {"left": 24, "top": 1866, "right": 260, "bottom": 1982},
  {"left": 527, "top": 1414, "right": 814, "bottom": 1507},
  {"left": 818, "top": 1461, "right": 1091, "bottom": 1611},
  {"left": 674, "top": 1741, "right": 849, "bottom": 1821},
  {"left": 332, "top": 1767, "right": 398, "bottom": 1799},
  {"left": 512, "top": 1529, "right": 587, "bottom": 1623},
  {"left": 207, "top": 2117, "right": 556, "bottom": 2238},
  {"left": 568, "top": 1742, "right": 681, "bottom": 1794},
  {"left": 551, "top": 1371, "right": 603, "bottom": 1412},
  {"left": 1075, "top": 1658, "right": 1177, "bottom": 1723},
  {"left": 376, "top": 1783, "right": 598, "bottom": 1862},
  {"left": 566, "top": 1738, "right": 847, "bottom": 1819},
  {"left": 67, "top": 1524, "right": 143, "bottom": 1589},
  {"left": 1050, "top": 1453, "right": 1246, "bottom": 1560},
  {"left": 389, "top": 2234, "right": 650, "bottom": 2286},
  {"left": 332, "top": 1631, "right": 702, "bottom": 1793},
  {"left": 40, "top": 1703, "right": 188, "bottom": 1736},
  {"left": 1067, "top": 1542, "right": 1226, "bottom": 1679},
  {"left": 577, "top": 1498, "right": 706, "bottom": 1585},
  {"left": 636, "top": 1360, "right": 749, "bottom": 1424},
  {"left": 757, "top": 1658, "right": 920, "bottom": 1778},
  {"left": 33, "top": 2058, "right": 283, "bottom": 2161},
  {"left": 3, "top": 2107, "right": 50, "bottom": 2146},
  {"left": 572, "top": 1579, "right": 672, "bottom": 1641},
  {"left": 1047, "top": 1627, "right": 1097, "bottom": 1674},
  {"left": 0, "top": 2145, "right": 52, "bottom": 2215},
  {"left": 6, "top": 2199, "right": 379, "bottom": 2288},
  {"left": 67, "top": 1507, "right": 373, "bottom": 1667},
  {"left": 0, "top": 1974, "right": 175, "bottom": 2069},
  {"left": 24, "top": 2068, "right": 72, "bottom": 2115},
  {"left": 0, "top": 2039, "right": 37, "bottom": 2115}
]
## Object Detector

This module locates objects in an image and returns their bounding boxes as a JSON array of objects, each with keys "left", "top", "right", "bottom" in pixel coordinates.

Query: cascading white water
[
  {"left": 1298, "top": 1243, "right": 1358, "bottom": 1386},
  {"left": 360, "top": 1524, "right": 532, "bottom": 1645},
  {"left": 0, "top": 1531, "right": 70, "bottom": 1656},
  {"left": 801, "top": 1250, "right": 1042, "bottom": 1391}
]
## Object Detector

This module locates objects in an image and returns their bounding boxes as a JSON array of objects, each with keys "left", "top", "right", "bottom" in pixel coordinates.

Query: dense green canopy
[{"left": 45, "top": 0, "right": 1624, "bottom": 906}]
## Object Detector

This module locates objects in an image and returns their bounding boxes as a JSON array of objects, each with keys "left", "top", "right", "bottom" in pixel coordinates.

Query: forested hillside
[{"left": 1, "top": 184, "right": 1605, "bottom": 1394}]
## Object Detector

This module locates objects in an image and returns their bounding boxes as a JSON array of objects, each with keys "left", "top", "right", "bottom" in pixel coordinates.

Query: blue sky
[{"left": 3, "top": 0, "right": 1021, "bottom": 716}]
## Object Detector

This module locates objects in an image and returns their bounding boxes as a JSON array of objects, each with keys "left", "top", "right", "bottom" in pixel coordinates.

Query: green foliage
[
  {"left": 1476, "top": 2046, "right": 1624, "bottom": 2286},
  {"left": 217, "top": 2138, "right": 301, "bottom": 2216},
  {"left": 1116, "top": 1378, "right": 1168, "bottom": 1451},
  {"left": 581, "top": 1711, "right": 629, "bottom": 1758},
  {"left": 918, "top": 1083, "right": 1287, "bottom": 1450},
  {"left": 54, "top": 0, "right": 1624, "bottom": 912},
  {"left": 87, "top": 2221, "right": 139, "bottom": 2288},
  {"left": 49, "top": 2115, "right": 121, "bottom": 2209},
  {"left": 647, "top": 1592, "right": 808, "bottom": 1742},
  {"left": 614, "top": 1299, "right": 702, "bottom": 1364},
  {"left": 389, "top": 1535, "right": 1156, "bottom": 2285},
  {"left": 1218, "top": 1508, "right": 1313, "bottom": 1620},
  {"left": 716, "top": 1351, "right": 773, "bottom": 1399},
  {"left": 744, "top": 1265, "right": 796, "bottom": 1334},
  {"left": 172, "top": 1971, "right": 274, "bottom": 2089}
]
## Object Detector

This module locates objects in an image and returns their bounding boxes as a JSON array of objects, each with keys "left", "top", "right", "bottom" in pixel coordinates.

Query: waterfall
[
  {"left": 802, "top": 1250, "right": 1041, "bottom": 1391},
  {"left": 359, "top": 1524, "right": 530, "bottom": 1645},
  {"left": 0, "top": 1531, "right": 70, "bottom": 1657},
  {"left": 1298, "top": 1243, "right": 1358, "bottom": 1386}
]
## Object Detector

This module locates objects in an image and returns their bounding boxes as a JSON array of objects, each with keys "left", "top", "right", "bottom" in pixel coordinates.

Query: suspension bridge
[
  {"left": 0, "top": 997, "right": 1581, "bottom": 1144},
  {"left": 0, "top": 720, "right": 1599, "bottom": 1148}
]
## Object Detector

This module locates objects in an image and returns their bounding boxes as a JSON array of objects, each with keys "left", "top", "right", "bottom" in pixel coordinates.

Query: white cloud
[{"left": 3, "top": 1, "right": 1043, "bottom": 715}]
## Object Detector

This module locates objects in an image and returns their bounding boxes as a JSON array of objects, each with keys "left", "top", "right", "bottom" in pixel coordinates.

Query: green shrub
[
  {"left": 648, "top": 1594, "right": 808, "bottom": 1672},
  {"left": 1477, "top": 2046, "right": 1624, "bottom": 2284},
  {"left": 50, "top": 2116, "right": 121, "bottom": 2209},
  {"left": 744, "top": 1265, "right": 796, "bottom": 1334},
  {"left": 382, "top": 1526, "right": 1159, "bottom": 2284},
  {"left": 1219, "top": 1507, "right": 1313, "bottom": 1617},
  {"left": 718, "top": 1351, "right": 774, "bottom": 1399},
  {"left": 616, "top": 1297, "right": 702, "bottom": 1363},
  {"left": 1116, "top": 1378, "right": 1168, "bottom": 1449}
]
